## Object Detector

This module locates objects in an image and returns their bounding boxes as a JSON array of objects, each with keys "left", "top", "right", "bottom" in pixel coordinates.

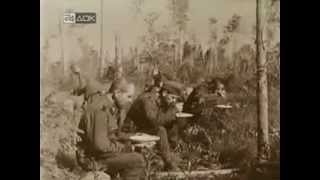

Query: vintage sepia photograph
[{"left": 40, "top": 0, "right": 280, "bottom": 179}]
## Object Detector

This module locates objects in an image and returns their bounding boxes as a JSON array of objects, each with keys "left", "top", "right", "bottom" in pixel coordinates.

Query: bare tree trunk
[
  {"left": 114, "top": 34, "right": 119, "bottom": 66},
  {"left": 134, "top": 47, "right": 142, "bottom": 73},
  {"left": 232, "top": 35, "right": 237, "bottom": 74},
  {"left": 208, "top": 47, "right": 214, "bottom": 75},
  {"left": 114, "top": 34, "right": 123, "bottom": 79},
  {"left": 190, "top": 47, "right": 195, "bottom": 68},
  {"left": 256, "top": 0, "right": 270, "bottom": 162},
  {"left": 211, "top": 25, "right": 218, "bottom": 73},
  {"left": 58, "top": 17, "right": 65, "bottom": 76},
  {"left": 99, "top": 0, "right": 104, "bottom": 79},
  {"left": 121, "top": 48, "right": 124, "bottom": 64},
  {"left": 214, "top": 38, "right": 219, "bottom": 72},
  {"left": 102, "top": 50, "right": 109, "bottom": 77},
  {"left": 174, "top": 43, "right": 178, "bottom": 68},
  {"left": 179, "top": 29, "right": 184, "bottom": 65}
]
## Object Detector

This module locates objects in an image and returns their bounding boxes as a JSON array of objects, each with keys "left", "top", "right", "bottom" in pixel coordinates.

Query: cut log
[
  {"left": 79, "top": 171, "right": 111, "bottom": 180},
  {"left": 154, "top": 168, "right": 239, "bottom": 179}
]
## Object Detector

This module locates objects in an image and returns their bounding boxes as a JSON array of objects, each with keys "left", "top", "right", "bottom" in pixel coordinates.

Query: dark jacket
[
  {"left": 124, "top": 92, "right": 178, "bottom": 133},
  {"left": 183, "top": 82, "right": 227, "bottom": 115}
]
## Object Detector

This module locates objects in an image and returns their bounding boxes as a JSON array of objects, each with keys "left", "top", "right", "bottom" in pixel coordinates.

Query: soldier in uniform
[
  {"left": 123, "top": 83, "right": 184, "bottom": 171},
  {"left": 76, "top": 79, "right": 146, "bottom": 180},
  {"left": 183, "top": 78, "right": 227, "bottom": 116}
]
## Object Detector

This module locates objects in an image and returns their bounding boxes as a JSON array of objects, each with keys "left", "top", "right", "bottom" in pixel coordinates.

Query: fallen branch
[{"left": 154, "top": 168, "right": 239, "bottom": 179}]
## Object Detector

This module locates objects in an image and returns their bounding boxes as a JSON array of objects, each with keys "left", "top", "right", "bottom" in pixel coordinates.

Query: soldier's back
[{"left": 126, "top": 92, "right": 158, "bottom": 130}]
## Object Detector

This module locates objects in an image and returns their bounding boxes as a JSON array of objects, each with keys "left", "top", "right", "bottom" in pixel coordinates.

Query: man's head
[
  {"left": 109, "top": 79, "right": 135, "bottom": 108},
  {"left": 215, "top": 81, "right": 226, "bottom": 97},
  {"left": 160, "top": 87, "right": 180, "bottom": 106},
  {"left": 70, "top": 64, "right": 80, "bottom": 74},
  {"left": 207, "top": 78, "right": 226, "bottom": 96},
  {"left": 183, "top": 87, "right": 194, "bottom": 101},
  {"left": 159, "top": 81, "right": 185, "bottom": 105}
]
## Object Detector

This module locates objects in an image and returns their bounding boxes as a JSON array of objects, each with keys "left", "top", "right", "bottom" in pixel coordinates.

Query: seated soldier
[
  {"left": 123, "top": 84, "right": 184, "bottom": 171},
  {"left": 76, "top": 79, "right": 146, "bottom": 180},
  {"left": 183, "top": 78, "right": 227, "bottom": 116},
  {"left": 207, "top": 78, "right": 227, "bottom": 98}
]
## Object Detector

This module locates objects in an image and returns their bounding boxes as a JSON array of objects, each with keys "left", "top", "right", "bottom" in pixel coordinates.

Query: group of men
[{"left": 69, "top": 64, "right": 226, "bottom": 180}]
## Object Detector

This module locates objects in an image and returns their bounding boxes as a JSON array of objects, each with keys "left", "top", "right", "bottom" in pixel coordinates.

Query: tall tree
[
  {"left": 41, "top": 39, "right": 50, "bottom": 76},
  {"left": 256, "top": 0, "right": 270, "bottom": 162},
  {"left": 99, "top": 0, "right": 104, "bottom": 79},
  {"left": 208, "top": 17, "right": 218, "bottom": 74},
  {"left": 168, "top": 0, "right": 189, "bottom": 65},
  {"left": 140, "top": 12, "right": 160, "bottom": 65},
  {"left": 58, "top": 16, "right": 65, "bottom": 76},
  {"left": 114, "top": 33, "right": 121, "bottom": 67},
  {"left": 144, "top": 12, "right": 160, "bottom": 46},
  {"left": 222, "top": 14, "right": 241, "bottom": 72}
]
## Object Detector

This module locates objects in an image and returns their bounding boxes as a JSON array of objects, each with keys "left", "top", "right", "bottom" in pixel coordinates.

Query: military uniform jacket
[
  {"left": 77, "top": 94, "right": 124, "bottom": 156},
  {"left": 125, "top": 92, "right": 178, "bottom": 132}
]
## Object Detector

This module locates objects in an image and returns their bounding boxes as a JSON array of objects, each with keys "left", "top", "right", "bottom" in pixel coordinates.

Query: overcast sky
[{"left": 41, "top": 0, "right": 258, "bottom": 62}]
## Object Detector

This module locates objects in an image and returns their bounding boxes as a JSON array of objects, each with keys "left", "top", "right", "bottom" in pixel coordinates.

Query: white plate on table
[
  {"left": 215, "top": 104, "right": 232, "bottom": 109},
  {"left": 176, "top": 112, "right": 194, "bottom": 118},
  {"left": 129, "top": 133, "right": 160, "bottom": 142}
]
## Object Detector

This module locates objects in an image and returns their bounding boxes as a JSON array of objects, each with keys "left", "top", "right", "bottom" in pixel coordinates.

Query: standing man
[{"left": 76, "top": 79, "right": 146, "bottom": 180}]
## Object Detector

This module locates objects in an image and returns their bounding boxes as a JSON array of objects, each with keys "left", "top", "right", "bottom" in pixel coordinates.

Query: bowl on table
[
  {"left": 175, "top": 112, "right": 194, "bottom": 128},
  {"left": 215, "top": 104, "right": 232, "bottom": 109},
  {"left": 175, "top": 112, "right": 194, "bottom": 118},
  {"left": 129, "top": 133, "right": 160, "bottom": 143},
  {"left": 129, "top": 133, "right": 160, "bottom": 150}
]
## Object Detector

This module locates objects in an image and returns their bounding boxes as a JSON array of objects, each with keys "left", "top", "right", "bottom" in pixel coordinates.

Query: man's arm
[{"left": 92, "top": 109, "right": 124, "bottom": 153}]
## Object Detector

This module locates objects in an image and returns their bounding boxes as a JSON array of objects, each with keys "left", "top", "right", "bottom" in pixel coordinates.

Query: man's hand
[
  {"left": 116, "top": 131, "right": 133, "bottom": 141},
  {"left": 216, "top": 91, "right": 226, "bottom": 98},
  {"left": 175, "top": 102, "right": 184, "bottom": 112},
  {"left": 99, "top": 90, "right": 107, "bottom": 95}
]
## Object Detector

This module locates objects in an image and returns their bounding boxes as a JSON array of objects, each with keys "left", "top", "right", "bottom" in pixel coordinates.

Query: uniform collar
[
  {"left": 106, "top": 93, "right": 119, "bottom": 115},
  {"left": 110, "top": 107, "right": 118, "bottom": 115}
]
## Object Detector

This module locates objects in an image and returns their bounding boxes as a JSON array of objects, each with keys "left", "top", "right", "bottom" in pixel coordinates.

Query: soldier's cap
[
  {"left": 108, "top": 78, "right": 133, "bottom": 93},
  {"left": 161, "top": 81, "right": 185, "bottom": 96}
]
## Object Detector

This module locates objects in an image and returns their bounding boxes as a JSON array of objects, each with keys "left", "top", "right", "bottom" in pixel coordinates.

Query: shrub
[{"left": 41, "top": 96, "right": 82, "bottom": 180}]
